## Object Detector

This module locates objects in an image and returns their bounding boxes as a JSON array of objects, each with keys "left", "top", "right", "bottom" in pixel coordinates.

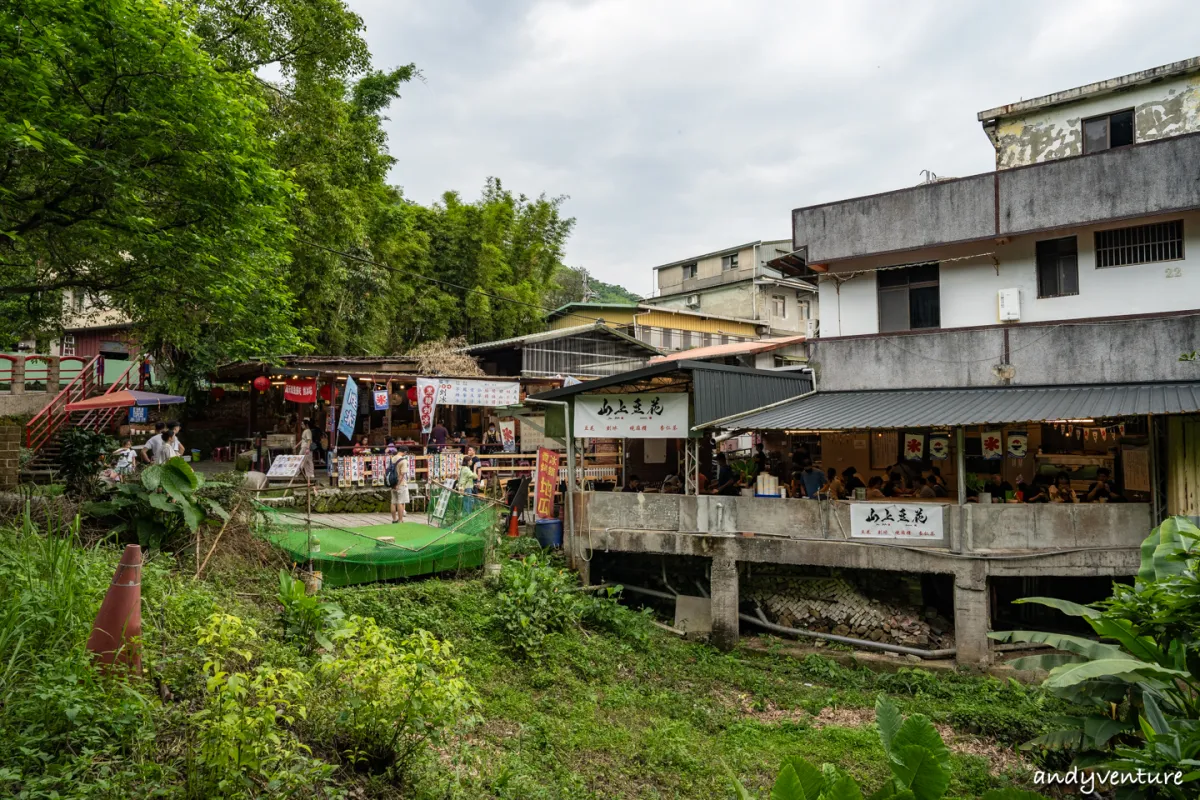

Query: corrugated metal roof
[
  {"left": 459, "top": 322, "right": 659, "bottom": 355},
  {"left": 705, "top": 383, "right": 1200, "bottom": 430},
  {"left": 530, "top": 360, "right": 813, "bottom": 426},
  {"left": 650, "top": 335, "right": 806, "bottom": 364}
]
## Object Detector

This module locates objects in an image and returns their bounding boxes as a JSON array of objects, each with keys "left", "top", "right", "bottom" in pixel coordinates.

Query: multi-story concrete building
[
  {"left": 644, "top": 240, "right": 819, "bottom": 338},
  {"left": 551, "top": 59, "right": 1200, "bottom": 668}
]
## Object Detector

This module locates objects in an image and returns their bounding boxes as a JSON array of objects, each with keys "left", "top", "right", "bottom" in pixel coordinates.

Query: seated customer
[
  {"left": 661, "top": 474, "right": 683, "bottom": 494},
  {"left": 623, "top": 475, "right": 644, "bottom": 493},
  {"left": 882, "top": 471, "right": 908, "bottom": 498},
  {"left": 1085, "top": 467, "right": 1122, "bottom": 503},
  {"left": 842, "top": 467, "right": 866, "bottom": 497},
  {"left": 714, "top": 454, "right": 741, "bottom": 496},
  {"left": 986, "top": 473, "right": 1014, "bottom": 502},
  {"left": 1049, "top": 471, "right": 1078, "bottom": 503},
  {"left": 820, "top": 467, "right": 844, "bottom": 500},
  {"left": 913, "top": 475, "right": 937, "bottom": 499},
  {"left": 1022, "top": 477, "right": 1051, "bottom": 503},
  {"left": 865, "top": 475, "right": 886, "bottom": 499}
]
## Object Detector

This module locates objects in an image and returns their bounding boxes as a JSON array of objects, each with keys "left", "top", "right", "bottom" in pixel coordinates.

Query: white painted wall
[{"left": 819, "top": 211, "right": 1200, "bottom": 336}]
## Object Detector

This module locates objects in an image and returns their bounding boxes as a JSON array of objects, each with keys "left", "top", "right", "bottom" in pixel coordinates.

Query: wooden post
[{"left": 385, "top": 379, "right": 393, "bottom": 440}]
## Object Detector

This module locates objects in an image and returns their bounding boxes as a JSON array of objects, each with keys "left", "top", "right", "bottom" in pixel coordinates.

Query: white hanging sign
[
  {"left": 850, "top": 503, "right": 943, "bottom": 541},
  {"left": 574, "top": 393, "right": 689, "bottom": 439}
]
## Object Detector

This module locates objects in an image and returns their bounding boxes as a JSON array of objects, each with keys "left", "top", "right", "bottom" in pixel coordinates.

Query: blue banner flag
[{"left": 337, "top": 376, "right": 359, "bottom": 441}]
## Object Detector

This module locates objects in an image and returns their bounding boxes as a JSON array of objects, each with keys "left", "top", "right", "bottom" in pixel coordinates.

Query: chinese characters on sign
[
  {"left": 498, "top": 420, "right": 517, "bottom": 453},
  {"left": 850, "top": 503, "right": 943, "bottom": 541},
  {"left": 283, "top": 377, "right": 316, "bottom": 404},
  {"left": 903, "top": 432, "right": 924, "bottom": 461},
  {"left": 337, "top": 376, "right": 359, "bottom": 442},
  {"left": 128, "top": 406, "right": 149, "bottom": 424},
  {"left": 373, "top": 390, "right": 389, "bottom": 411},
  {"left": 573, "top": 393, "right": 689, "bottom": 439},
  {"left": 981, "top": 430, "right": 1003, "bottom": 460},
  {"left": 416, "top": 377, "right": 521, "bottom": 434},
  {"left": 534, "top": 447, "right": 560, "bottom": 520}
]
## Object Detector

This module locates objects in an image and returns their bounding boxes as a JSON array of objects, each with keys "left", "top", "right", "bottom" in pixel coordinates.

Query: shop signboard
[
  {"left": 337, "top": 376, "right": 359, "bottom": 441},
  {"left": 498, "top": 420, "right": 517, "bottom": 452},
  {"left": 266, "top": 455, "right": 307, "bottom": 479},
  {"left": 574, "top": 393, "right": 688, "bottom": 439},
  {"left": 372, "top": 389, "right": 389, "bottom": 410},
  {"left": 850, "top": 503, "right": 943, "bottom": 541},
  {"left": 284, "top": 377, "right": 316, "bottom": 404},
  {"left": 416, "top": 378, "right": 520, "bottom": 434},
  {"left": 534, "top": 447, "right": 559, "bottom": 519},
  {"left": 128, "top": 406, "right": 149, "bottom": 424},
  {"left": 416, "top": 378, "right": 438, "bottom": 433}
]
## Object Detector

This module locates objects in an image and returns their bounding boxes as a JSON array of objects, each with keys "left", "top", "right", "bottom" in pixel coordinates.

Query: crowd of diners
[{"left": 616, "top": 439, "right": 1126, "bottom": 504}]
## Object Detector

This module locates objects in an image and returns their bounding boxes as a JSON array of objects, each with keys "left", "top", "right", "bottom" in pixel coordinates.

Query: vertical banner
[
  {"left": 337, "top": 376, "right": 359, "bottom": 442},
  {"left": 903, "top": 432, "right": 925, "bottom": 461},
  {"left": 981, "top": 430, "right": 1003, "bottom": 460},
  {"left": 498, "top": 420, "right": 517, "bottom": 453},
  {"left": 372, "top": 389, "right": 389, "bottom": 411},
  {"left": 416, "top": 377, "right": 438, "bottom": 434},
  {"left": 928, "top": 434, "right": 949, "bottom": 461},
  {"left": 534, "top": 447, "right": 560, "bottom": 520},
  {"left": 1006, "top": 431, "right": 1028, "bottom": 460}
]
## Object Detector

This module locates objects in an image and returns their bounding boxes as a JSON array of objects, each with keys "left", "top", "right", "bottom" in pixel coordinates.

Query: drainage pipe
[{"left": 618, "top": 583, "right": 956, "bottom": 660}]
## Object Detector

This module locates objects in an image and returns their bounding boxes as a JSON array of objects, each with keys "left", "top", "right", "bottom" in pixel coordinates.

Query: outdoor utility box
[{"left": 997, "top": 288, "right": 1021, "bottom": 322}]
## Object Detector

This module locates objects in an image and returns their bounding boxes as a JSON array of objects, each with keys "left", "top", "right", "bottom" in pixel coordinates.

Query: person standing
[
  {"left": 798, "top": 459, "right": 825, "bottom": 499},
  {"left": 389, "top": 446, "right": 410, "bottom": 524},
  {"left": 296, "top": 418, "right": 314, "bottom": 479},
  {"left": 113, "top": 439, "right": 138, "bottom": 477},
  {"left": 153, "top": 429, "right": 175, "bottom": 465},
  {"left": 482, "top": 423, "right": 501, "bottom": 454},
  {"left": 714, "top": 454, "right": 740, "bottom": 496},
  {"left": 168, "top": 422, "right": 185, "bottom": 459},
  {"left": 141, "top": 422, "right": 166, "bottom": 464},
  {"left": 430, "top": 420, "right": 449, "bottom": 451}
]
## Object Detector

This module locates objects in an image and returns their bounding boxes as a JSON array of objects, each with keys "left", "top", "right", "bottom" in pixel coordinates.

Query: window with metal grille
[{"left": 1095, "top": 220, "right": 1184, "bottom": 268}]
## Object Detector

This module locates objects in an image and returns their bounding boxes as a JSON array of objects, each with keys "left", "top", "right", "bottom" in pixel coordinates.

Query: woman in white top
[
  {"left": 296, "top": 418, "right": 314, "bottom": 478},
  {"left": 169, "top": 422, "right": 185, "bottom": 458},
  {"left": 390, "top": 447, "right": 411, "bottom": 523}
]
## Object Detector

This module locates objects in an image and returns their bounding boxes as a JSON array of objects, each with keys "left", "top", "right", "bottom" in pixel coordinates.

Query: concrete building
[
  {"left": 546, "top": 302, "right": 769, "bottom": 353},
  {"left": 549, "top": 59, "right": 1200, "bottom": 669},
  {"left": 644, "top": 240, "right": 819, "bottom": 338}
]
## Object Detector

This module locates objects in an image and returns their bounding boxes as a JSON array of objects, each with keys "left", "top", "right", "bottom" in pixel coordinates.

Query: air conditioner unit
[
  {"left": 685, "top": 294, "right": 700, "bottom": 308},
  {"left": 997, "top": 288, "right": 1021, "bottom": 322}
]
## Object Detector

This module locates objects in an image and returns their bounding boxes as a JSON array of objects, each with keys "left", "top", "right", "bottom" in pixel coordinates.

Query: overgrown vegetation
[
  {"left": 0, "top": 513, "right": 1052, "bottom": 798},
  {"left": 56, "top": 428, "right": 116, "bottom": 497},
  {"left": 994, "top": 515, "right": 1200, "bottom": 795}
]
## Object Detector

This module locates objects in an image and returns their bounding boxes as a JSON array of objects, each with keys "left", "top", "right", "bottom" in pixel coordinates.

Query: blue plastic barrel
[{"left": 533, "top": 518, "right": 563, "bottom": 548}]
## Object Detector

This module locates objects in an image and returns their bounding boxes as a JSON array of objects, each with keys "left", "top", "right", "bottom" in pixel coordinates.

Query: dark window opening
[
  {"left": 1083, "top": 108, "right": 1134, "bottom": 154},
  {"left": 877, "top": 263, "right": 940, "bottom": 332},
  {"left": 1095, "top": 219, "right": 1184, "bottom": 268},
  {"left": 682, "top": 263, "right": 697, "bottom": 280},
  {"left": 1036, "top": 236, "right": 1079, "bottom": 298}
]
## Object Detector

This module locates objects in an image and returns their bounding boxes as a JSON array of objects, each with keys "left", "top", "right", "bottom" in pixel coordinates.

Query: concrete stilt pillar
[
  {"left": 11, "top": 357, "right": 24, "bottom": 395},
  {"left": 953, "top": 579, "right": 991, "bottom": 668},
  {"left": 710, "top": 553, "right": 739, "bottom": 651},
  {"left": 47, "top": 357, "right": 60, "bottom": 393}
]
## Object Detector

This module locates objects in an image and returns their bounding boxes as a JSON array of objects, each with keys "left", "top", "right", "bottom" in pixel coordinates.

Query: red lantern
[
  {"left": 210, "top": 386, "right": 225, "bottom": 401},
  {"left": 252, "top": 376, "right": 270, "bottom": 392},
  {"left": 406, "top": 386, "right": 418, "bottom": 404},
  {"left": 319, "top": 383, "right": 333, "bottom": 402}
]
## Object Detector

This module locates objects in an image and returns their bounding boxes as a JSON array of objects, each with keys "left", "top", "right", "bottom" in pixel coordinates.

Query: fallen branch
[{"left": 197, "top": 500, "right": 243, "bottom": 579}]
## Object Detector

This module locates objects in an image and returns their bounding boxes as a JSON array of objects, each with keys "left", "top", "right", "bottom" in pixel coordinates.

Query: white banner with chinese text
[
  {"left": 574, "top": 393, "right": 689, "bottom": 439},
  {"left": 850, "top": 503, "right": 943, "bottom": 541}
]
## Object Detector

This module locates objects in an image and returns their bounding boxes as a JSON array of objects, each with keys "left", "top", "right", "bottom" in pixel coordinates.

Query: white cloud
[{"left": 352, "top": 0, "right": 1200, "bottom": 293}]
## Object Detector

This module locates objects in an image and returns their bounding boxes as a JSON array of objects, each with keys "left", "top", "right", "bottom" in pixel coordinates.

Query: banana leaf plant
[
  {"left": 990, "top": 516, "right": 1200, "bottom": 798},
  {"left": 85, "top": 456, "right": 228, "bottom": 550}
]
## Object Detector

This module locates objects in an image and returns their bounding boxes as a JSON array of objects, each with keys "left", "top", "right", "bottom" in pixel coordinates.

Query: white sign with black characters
[
  {"left": 850, "top": 503, "right": 944, "bottom": 541},
  {"left": 573, "top": 393, "right": 689, "bottom": 439}
]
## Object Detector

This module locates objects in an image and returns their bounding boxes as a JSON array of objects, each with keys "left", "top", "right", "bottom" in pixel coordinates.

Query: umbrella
[{"left": 66, "top": 390, "right": 187, "bottom": 412}]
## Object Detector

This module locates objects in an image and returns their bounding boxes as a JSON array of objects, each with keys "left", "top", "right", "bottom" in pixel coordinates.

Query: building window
[
  {"left": 771, "top": 295, "right": 787, "bottom": 318},
  {"left": 682, "top": 263, "right": 697, "bottom": 280},
  {"left": 1036, "top": 236, "right": 1079, "bottom": 298},
  {"left": 1083, "top": 109, "right": 1134, "bottom": 154},
  {"left": 721, "top": 253, "right": 739, "bottom": 271},
  {"left": 61, "top": 334, "right": 76, "bottom": 357},
  {"left": 877, "top": 263, "right": 940, "bottom": 332},
  {"left": 797, "top": 299, "right": 811, "bottom": 320},
  {"left": 660, "top": 328, "right": 673, "bottom": 350},
  {"left": 1095, "top": 219, "right": 1183, "bottom": 268},
  {"left": 702, "top": 332, "right": 714, "bottom": 347},
  {"left": 683, "top": 330, "right": 697, "bottom": 349}
]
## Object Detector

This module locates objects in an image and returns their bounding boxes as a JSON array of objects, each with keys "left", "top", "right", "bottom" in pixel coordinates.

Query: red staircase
[{"left": 24, "top": 357, "right": 142, "bottom": 475}]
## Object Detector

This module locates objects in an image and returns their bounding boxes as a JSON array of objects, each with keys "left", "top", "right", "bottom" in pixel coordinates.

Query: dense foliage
[
  {"left": 2, "top": 0, "right": 618, "bottom": 373},
  {"left": 56, "top": 428, "right": 117, "bottom": 497},
  {"left": 993, "top": 516, "right": 1200, "bottom": 798}
]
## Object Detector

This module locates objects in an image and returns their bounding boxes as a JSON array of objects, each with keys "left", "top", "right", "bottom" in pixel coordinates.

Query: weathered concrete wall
[
  {"left": 0, "top": 394, "right": 50, "bottom": 417},
  {"left": 808, "top": 314, "right": 1200, "bottom": 391},
  {"left": 794, "top": 133, "right": 1200, "bottom": 265},
  {"left": 993, "top": 74, "right": 1200, "bottom": 169},
  {"left": 583, "top": 492, "right": 1147, "bottom": 559}
]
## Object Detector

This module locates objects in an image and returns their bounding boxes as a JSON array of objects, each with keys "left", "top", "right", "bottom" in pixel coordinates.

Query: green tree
[{"left": 0, "top": 0, "right": 302, "bottom": 370}]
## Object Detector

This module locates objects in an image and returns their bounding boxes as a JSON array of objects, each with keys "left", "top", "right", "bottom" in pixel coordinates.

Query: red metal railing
[
  {"left": 0, "top": 354, "right": 15, "bottom": 392},
  {"left": 77, "top": 358, "right": 140, "bottom": 434},
  {"left": 25, "top": 355, "right": 102, "bottom": 451}
]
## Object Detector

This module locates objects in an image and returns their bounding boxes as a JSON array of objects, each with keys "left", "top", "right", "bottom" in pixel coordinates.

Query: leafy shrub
[
  {"left": 86, "top": 456, "right": 227, "bottom": 549},
  {"left": 277, "top": 569, "right": 343, "bottom": 653},
  {"left": 314, "top": 616, "right": 477, "bottom": 781},
  {"left": 492, "top": 553, "right": 583, "bottom": 657},
  {"left": 732, "top": 696, "right": 1047, "bottom": 800},
  {"left": 57, "top": 427, "right": 116, "bottom": 496}
]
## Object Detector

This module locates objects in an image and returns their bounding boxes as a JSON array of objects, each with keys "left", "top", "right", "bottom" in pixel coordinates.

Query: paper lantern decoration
[
  {"left": 210, "top": 386, "right": 225, "bottom": 401},
  {"left": 252, "top": 376, "right": 270, "bottom": 392},
  {"left": 319, "top": 383, "right": 333, "bottom": 402},
  {"left": 407, "top": 386, "right": 418, "bottom": 403}
]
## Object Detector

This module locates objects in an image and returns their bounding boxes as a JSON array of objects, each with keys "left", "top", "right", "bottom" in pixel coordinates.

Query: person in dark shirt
[
  {"left": 986, "top": 473, "right": 1014, "bottom": 501},
  {"left": 1023, "top": 476, "right": 1051, "bottom": 503},
  {"left": 622, "top": 475, "right": 644, "bottom": 493},
  {"left": 714, "top": 454, "right": 740, "bottom": 496},
  {"left": 1085, "top": 467, "right": 1121, "bottom": 502},
  {"left": 753, "top": 443, "right": 769, "bottom": 477},
  {"left": 842, "top": 467, "right": 866, "bottom": 496},
  {"left": 882, "top": 471, "right": 906, "bottom": 498},
  {"left": 798, "top": 459, "right": 825, "bottom": 499}
]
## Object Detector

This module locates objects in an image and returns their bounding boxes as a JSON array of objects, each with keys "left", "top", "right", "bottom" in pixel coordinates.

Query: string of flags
[{"left": 1051, "top": 422, "right": 1127, "bottom": 440}]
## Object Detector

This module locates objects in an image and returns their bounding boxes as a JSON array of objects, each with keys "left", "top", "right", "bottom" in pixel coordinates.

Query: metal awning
[{"left": 700, "top": 382, "right": 1200, "bottom": 431}]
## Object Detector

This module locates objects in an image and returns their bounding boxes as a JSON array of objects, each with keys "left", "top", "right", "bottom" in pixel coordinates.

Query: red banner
[
  {"left": 417, "top": 378, "right": 438, "bottom": 433},
  {"left": 534, "top": 447, "right": 560, "bottom": 520},
  {"left": 284, "top": 377, "right": 316, "bottom": 403}
]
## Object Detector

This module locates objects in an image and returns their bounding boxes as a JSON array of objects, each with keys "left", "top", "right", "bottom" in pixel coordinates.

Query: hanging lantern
[
  {"left": 252, "top": 376, "right": 270, "bottom": 392},
  {"left": 210, "top": 386, "right": 225, "bottom": 401},
  {"left": 319, "top": 383, "right": 333, "bottom": 402},
  {"left": 407, "top": 386, "right": 418, "bottom": 404}
]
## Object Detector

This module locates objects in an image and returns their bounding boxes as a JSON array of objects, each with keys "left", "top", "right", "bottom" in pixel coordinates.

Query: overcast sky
[{"left": 350, "top": 0, "right": 1200, "bottom": 297}]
